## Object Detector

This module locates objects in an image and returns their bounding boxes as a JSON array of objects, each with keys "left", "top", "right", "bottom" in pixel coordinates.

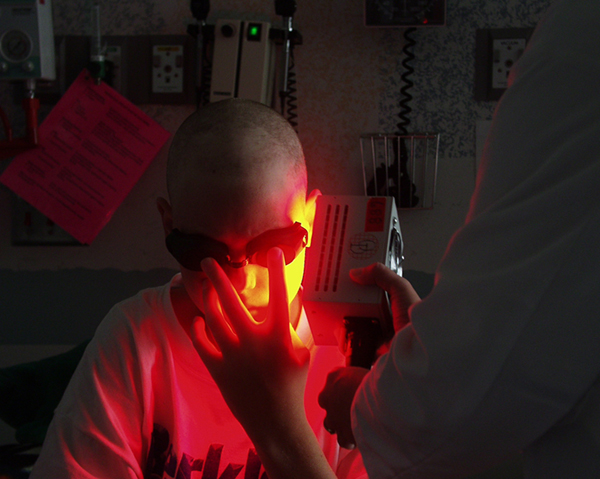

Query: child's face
[{"left": 176, "top": 184, "right": 311, "bottom": 323}]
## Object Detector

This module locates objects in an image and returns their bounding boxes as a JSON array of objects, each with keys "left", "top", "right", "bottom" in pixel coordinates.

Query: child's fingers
[
  {"left": 201, "top": 258, "right": 255, "bottom": 336},
  {"left": 190, "top": 316, "right": 222, "bottom": 369},
  {"left": 201, "top": 276, "right": 238, "bottom": 348},
  {"left": 266, "top": 247, "right": 290, "bottom": 336}
]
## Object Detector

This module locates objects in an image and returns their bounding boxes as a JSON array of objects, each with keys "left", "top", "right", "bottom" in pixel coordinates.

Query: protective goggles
[{"left": 166, "top": 222, "right": 308, "bottom": 271}]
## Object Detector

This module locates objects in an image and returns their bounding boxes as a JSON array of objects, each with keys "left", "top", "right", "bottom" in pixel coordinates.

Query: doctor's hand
[
  {"left": 318, "top": 366, "right": 368, "bottom": 450},
  {"left": 189, "top": 248, "right": 310, "bottom": 444},
  {"left": 318, "top": 262, "right": 420, "bottom": 449},
  {"left": 350, "top": 262, "right": 421, "bottom": 333}
]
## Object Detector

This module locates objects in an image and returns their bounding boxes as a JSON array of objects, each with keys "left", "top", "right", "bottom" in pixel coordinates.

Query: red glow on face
[{"left": 182, "top": 189, "right": 313, "bottom": 324}]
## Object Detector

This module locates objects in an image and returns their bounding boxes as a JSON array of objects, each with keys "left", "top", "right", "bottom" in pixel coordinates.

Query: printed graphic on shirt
[{"left": 144, "top": 424, "right": 268, "bottom": 479}]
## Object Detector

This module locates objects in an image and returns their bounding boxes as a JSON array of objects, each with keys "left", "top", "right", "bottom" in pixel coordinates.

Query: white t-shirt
[
  {"left": 31, "top": 275, "right": 366, "bottom": 479},
  {"left": 353, "top": 0, "right": 600, "bottom": 477}
]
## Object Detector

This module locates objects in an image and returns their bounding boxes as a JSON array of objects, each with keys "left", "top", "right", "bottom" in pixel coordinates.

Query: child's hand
[{"left": 189, "top": 248, "right": 311, "bottom": 443}]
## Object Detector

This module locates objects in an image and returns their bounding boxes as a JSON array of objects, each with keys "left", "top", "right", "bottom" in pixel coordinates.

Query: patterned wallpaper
[
  {"left": 383, "top": 0, "right": 552, "bottom": 159},
  {"left": 0, "top": 0, "right": 553, "bottom": 273}
]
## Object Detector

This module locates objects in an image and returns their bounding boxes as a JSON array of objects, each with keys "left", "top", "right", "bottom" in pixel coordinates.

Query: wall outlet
[
  {"left": 152, "top": 44, "right": 184, "bottom": 94},
  {"left": 474, "top": 27, "right": 533, "bottom": 101},
  {"left": 491, "top": 38, "right": 526, "bottom": 89}
]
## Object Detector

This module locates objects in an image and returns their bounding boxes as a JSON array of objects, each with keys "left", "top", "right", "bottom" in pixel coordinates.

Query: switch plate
[{"left": 475, "top": 27, "right": 534, "bottom": 101}]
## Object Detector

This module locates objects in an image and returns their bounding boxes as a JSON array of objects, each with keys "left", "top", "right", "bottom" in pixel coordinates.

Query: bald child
[{"left": 29, "top": 99, "right": 366, "bottom": 479}]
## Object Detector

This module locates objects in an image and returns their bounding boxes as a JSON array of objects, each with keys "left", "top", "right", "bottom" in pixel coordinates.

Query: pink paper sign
[{"left": 1, "top": 70, "right": 171, "bottom": 244}]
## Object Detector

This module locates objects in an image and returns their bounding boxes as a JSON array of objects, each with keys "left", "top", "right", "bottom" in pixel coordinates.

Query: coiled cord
[
  {"left": 395, "top": 27, "right": 419, "bottom": 207},
  {"left": 397, "top": 27, "right": 416, "bottom": 135},
  {"left": 285, "top": 46, "right": 298, "bottom": 131}
]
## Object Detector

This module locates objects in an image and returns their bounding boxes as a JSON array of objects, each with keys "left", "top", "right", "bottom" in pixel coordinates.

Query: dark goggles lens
[{"left": 166, "top": 222, "right": 308, "bottom": 272}]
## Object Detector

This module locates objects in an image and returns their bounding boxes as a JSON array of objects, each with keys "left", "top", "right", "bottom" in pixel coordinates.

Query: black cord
[
  {"left": 199, "top": 26, "right": 213, "bottom": 107},
  {"left": 188, "top": 0, "right": 211, "bottom": 108},
  {"left": 367, "top": 27, "right": 419, "bottom": 207},
  {"left": 285, "top": 46, "right": 298, "bottom": 131},
  {"left": 397, "top": 27, "right": 416, "bottom": 136},
  {"left": 394, "top": 27, "right": 419, "bottom": 207}
]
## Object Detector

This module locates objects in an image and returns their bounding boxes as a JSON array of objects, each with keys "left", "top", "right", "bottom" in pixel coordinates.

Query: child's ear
[
  {"left": 156, "top": 197, "right": 174, "bottom": 237},
  {"left": 304, "top": 189, "right": 321, "bottom": 247}
]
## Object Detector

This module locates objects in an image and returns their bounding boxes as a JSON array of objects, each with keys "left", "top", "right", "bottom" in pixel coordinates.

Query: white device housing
[
  {"left": 0, "top": 0, "right": 55, "bottom": 80},
  {"left": 209, "top": 19, "right": 274, "bottom": 105},
  {"left": 303, "top": 195, "right": 403, "bottom": 346}
]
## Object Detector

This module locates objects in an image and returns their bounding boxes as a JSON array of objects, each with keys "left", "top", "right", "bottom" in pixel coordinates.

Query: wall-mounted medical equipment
[
  {"left": 209, "top": 19, "right": 275, "bottom": 105},
  {"left": 361, "top": 133, "right": 439, "bottom": 209},
  {"left": 0, "top": 0, "right": 55, "bottom": 80},
  {"left": 304, "top": 195, "right": 403, "bottom": 368},
  {"left": 0, "top": 0, "right": 55, "bottom": 160},
  {"left": 27, "top": 34, "right": 196, "bottom": 106},
  {"left": 365, "top": 0, "right": 446, "bottom": 27},
  {"left": 188, "top": 0, "right": 300, "bottom": 127}
]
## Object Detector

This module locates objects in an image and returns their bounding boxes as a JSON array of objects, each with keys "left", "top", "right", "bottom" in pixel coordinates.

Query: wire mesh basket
[{"left": 360, "top": 133, "right": 440, "bottom": 209}]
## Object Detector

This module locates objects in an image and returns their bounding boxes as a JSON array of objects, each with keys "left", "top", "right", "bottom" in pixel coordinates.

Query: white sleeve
[
  {"left": 352, "top": 0, "right": 600, "bottom": 477},
  {"left": 29, "top": 302, "right": 152, "bottom": 479}
]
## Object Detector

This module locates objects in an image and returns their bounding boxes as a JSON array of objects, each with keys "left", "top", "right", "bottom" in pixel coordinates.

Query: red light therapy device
[{"left": 303, "top": 195, "right": 403, "bottom": 367}]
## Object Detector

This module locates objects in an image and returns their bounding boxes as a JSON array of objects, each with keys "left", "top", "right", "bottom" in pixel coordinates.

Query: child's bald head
[
  {"left": 159, "top": 100, "right": 319, "bottom": 322},
  {"left": 166, "top": 99, "right": 306, "bottom": 224}
]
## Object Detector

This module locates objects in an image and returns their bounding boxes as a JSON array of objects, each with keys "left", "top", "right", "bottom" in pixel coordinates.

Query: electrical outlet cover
[
  {"left": 491, "top": 38, "right": 526, "bottom": 89},
  {"left": 152, "top": 45, "right": 184, "bottom": 94},
  {"left": 474, "top": 27, "right": 534, "bottom": 101}
]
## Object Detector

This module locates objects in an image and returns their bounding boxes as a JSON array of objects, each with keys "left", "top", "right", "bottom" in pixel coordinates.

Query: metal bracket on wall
[{"left": 474, "top": 27, "right": 534, "bottom": 101}]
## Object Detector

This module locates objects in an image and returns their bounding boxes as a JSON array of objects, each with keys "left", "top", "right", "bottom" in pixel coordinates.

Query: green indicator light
[{"left": 247, "top": 23, "right": 262, "bottom": 41}]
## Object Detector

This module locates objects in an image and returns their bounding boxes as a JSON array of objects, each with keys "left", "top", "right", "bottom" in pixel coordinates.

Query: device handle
[{"left": 343, "top": 317, "right": 383, "bottom": 369}]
